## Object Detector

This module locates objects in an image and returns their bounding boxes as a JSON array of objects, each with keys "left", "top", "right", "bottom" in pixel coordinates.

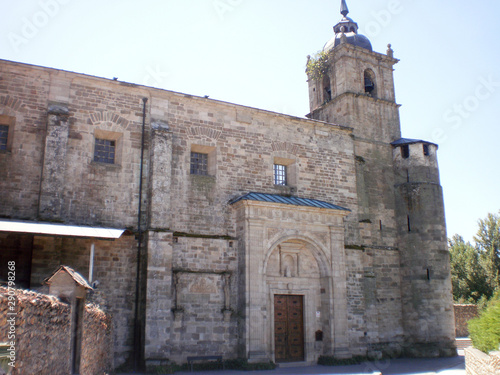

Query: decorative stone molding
[
  {"left": 89, "top": 111, "right": 130, "bottom": 127},
  {"left": 187, "top": 126, "right": 222, "bottom": 140}
]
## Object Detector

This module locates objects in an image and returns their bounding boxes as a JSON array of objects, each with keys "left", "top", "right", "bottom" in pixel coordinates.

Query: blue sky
[{"left": 1, "top": 0, "right": 499, "bottom": 243}]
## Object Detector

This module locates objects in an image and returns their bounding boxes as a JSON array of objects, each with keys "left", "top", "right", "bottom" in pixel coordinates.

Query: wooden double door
[{"left": 274, "top": 294, "right": 304, "bottom": 362}]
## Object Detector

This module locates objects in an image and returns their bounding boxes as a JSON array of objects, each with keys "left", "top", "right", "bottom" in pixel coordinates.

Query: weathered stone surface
[
  {"left": 465, "top": 347, "right": 500, "bottom": 375},
  {"left": 0, "top": 19, "right": 455, "bottom": 368}
]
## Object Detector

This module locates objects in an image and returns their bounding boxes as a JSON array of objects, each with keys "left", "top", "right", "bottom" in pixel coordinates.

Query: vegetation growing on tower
[{"left": 306, "top": 51, "right": 330, "bottom": 81}]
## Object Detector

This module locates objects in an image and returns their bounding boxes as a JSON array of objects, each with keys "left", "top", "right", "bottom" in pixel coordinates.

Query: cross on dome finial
[{"left": 340, "top": 0, "right": 349, "bottom": 17}]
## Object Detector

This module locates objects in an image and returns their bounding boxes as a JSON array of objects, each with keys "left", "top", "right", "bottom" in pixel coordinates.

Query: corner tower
[
  {"left": 392, "top": 139, "right": 456, "bottom": 357},
  {"left": 306, "top": 1, "right": 456, "bottom": 358}
]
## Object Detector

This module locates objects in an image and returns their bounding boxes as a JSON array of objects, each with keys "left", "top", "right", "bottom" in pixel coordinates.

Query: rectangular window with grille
[
  {"left": 274, "top": 164, "right": 287, "bottom": 186},
  {"left": 190, "top": 152, "right": 208, "bottom": 175},
  {"left": 94, "top": 138, "right": 116, "bottom": 164},
  {"left": 0, "top": 125, "right": 8, "bottom": 151}
]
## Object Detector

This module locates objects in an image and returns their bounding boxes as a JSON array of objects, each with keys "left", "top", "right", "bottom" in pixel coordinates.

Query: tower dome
[{"left": 323, "top": 0, "right": 372, "bottom": 52}]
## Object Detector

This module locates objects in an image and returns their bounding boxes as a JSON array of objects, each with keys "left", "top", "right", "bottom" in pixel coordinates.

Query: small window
[
  {"left": 315, "top": 330, "right": 323, "bottom": 342},
  {"left": 401, "top": 145, "right": 410, "bottom": 159},
  {"left": 0, "top": 115, "right": 15, "bottom": 152},
  {"left": 94, "top": 139, "right": 116, "bottom": 164},
  {"left": 190, "top": 152, "right": 208, "bottom": 175},
  {"left": 0, "top": 125, "right": 8, "bottom": 151},
  {"left": 274, "top": 164, "right": 287, "bottom": 186},
  {"left": 423, "top": 144, "right": 430, "bottom": 156}
]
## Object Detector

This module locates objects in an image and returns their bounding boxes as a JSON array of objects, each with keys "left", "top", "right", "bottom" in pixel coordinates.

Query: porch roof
[
  {"left": 0, "top": 219, "right": 125, "bottom": 239},
  {"left": 229, "top": 192, "right": 350, "bottom": 211}
]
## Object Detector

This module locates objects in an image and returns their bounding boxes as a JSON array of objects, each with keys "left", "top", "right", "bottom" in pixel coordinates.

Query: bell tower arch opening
[
  {"left": 323, "top": 74, "right": 332, "bottom": 103},
  {"left": 364, "top": 69, "right": 377, "bottom": 97}
]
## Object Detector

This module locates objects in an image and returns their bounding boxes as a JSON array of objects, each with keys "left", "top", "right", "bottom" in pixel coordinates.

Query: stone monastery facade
[{"left": 0, "top": 1, "right": 456, "bottom": 369}]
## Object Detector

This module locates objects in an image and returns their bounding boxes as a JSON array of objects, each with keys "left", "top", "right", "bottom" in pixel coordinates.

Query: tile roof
[
  {"left": 391, "top": 138, "right": 437, "bottom": 147},
  {"left": 45, "top": 265, "right": 93, "bottom": 290},
  {"left": 229, "top": 192, "right": 350, "bottom": 211}
]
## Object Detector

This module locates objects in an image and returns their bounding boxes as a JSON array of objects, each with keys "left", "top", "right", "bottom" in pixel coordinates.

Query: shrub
[
  {"left": 469, "top": 296, "right": 500, "bottom": 353},
  {"left": 146, "top": 363, "right": 185, "bottom": 374},
  {"left": 318, "top": 355, "right": 366, "bottom": 366},
  {"left": 224, "top": 358, "right": 276, "bottom": 371},
  {"left": 306, "top": 51, "right": 330, "bottom": 81}
]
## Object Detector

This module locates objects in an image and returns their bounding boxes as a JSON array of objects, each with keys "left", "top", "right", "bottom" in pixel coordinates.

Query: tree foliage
[
  {"left": 449, "top": 211, "right": 500, "bottom": 303},
  {"left": 449, "top": 235, "right": 493, "bottom": 303},
  {"left": 474, "top": 212, "right": 500, "bottom": 291}
]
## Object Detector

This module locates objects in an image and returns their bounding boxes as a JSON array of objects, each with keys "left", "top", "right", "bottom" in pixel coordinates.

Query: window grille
[
  {"left": 94, "top": 138, "right": 116, "bottom": 164},
  {"left": 0, "top": 125, "right": 8, "bottom": 151},
  {"left": 190, "top": 152, "right": 208, "bottom": 175},
  {"left": 274, "top": 164, "right": 287, "bottom": 186}
]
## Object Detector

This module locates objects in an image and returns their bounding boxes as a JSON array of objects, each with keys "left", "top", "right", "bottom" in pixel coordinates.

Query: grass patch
[
  {"left": 146, "top": 363, "right": 184, "bottom": 374},
  {"left": 145, "top": 358, "right": 276, "bottom": 373},
  {"left": 225, "top": 359, "right": 276, "bottom": 371},
  {"left": 318, "top": 355, "right": 366, "bottom": 366}
]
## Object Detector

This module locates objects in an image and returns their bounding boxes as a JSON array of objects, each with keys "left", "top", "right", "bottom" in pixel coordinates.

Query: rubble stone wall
[
  {"left": 0, "top": 287, "right": 112, "bottom": 375},
  {"left": 455, "top": 304, "right": 478, "bottom": 338},
  {"left": 465, "top": 347, "right": 500, "bottom": 375}
]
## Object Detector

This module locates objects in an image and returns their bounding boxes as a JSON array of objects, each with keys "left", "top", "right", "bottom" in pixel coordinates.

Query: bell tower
[
  {"left": 306, "top": 0, "right": 402, "bottom": 248},
  {"left": 306, "top": 0, "right": 456, "bottom": 358},
  {"left": 306, "top": 0, "right": 401, "bottom": 143}
]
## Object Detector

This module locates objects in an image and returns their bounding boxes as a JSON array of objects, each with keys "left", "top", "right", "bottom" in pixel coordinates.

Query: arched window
[{"left": 364, "top": 69, "right": 377, "bottom": 97}]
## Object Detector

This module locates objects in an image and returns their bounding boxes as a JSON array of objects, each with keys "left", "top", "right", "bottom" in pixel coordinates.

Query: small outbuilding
[{"left": 45, "top": 266, "right": 93, "bottom": 374}]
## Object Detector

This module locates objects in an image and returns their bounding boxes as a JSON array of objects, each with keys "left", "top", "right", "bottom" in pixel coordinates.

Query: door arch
[{"left": 264, "top": 237, "right": 333, "bottom": 363}]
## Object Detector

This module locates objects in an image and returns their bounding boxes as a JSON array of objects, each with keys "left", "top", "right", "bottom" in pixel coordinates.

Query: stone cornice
[{"left": 330, "top": 43, "right": 400, "bottom": 66}]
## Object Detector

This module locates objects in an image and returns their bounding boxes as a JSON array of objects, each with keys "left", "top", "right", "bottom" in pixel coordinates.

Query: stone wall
[
  {"left": 345, "top": 247, "right": 404, "bottom": 358},
  {"left": 0, "top": 287, "right": 112, "bottom": 375},
  {"left": 28, "top": 235, "right": 137, "bottom": 366},
  {"left": 455, "top": 304, "right": 478, "bottom": 338},
  {"left": 465, "top": 347, "right": 500, "bottom": 375},
  {"left": 81, "top": 304, "right": 114, "bottom": 375},
  {"left": 169, "top": 236, "right": 239, "bottom": 362},
  {"left": 0, "top": 56, "right": 456, "bottom": 364}
]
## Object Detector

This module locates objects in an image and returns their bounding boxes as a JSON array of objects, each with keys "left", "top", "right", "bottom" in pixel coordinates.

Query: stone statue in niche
[{"left": 282, "top": 254, "right": 297, "bottom": 277}]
